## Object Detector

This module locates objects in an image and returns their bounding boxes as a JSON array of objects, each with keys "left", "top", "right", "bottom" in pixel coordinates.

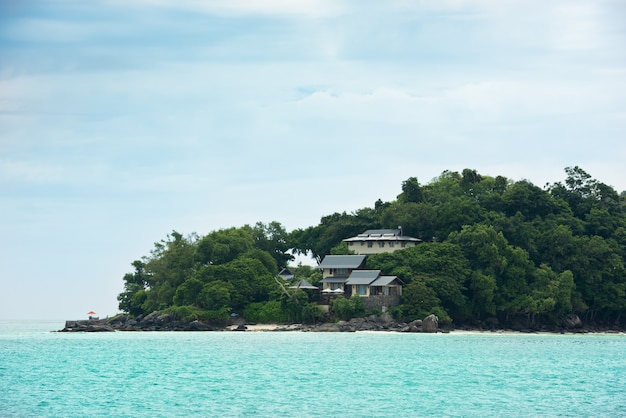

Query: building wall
[
  {"left": 362, "top": 295, "right": 401, "bottom": 311},
  {"left": 346, "top": 240, "right": 418, "bottom": 255},
  {"left": 322, "top": 267, "right": 355, "bottom": 279}
]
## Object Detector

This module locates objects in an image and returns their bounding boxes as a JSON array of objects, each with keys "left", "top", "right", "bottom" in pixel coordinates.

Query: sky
[{"left": 1, "top": 0, "right": 625, "bottom": 321}]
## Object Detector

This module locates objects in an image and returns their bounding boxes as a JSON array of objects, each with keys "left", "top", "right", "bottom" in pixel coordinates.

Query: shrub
[
  {"left": 244, "top": 301, "right": 287, "bottom": 323},
  {"left": 301, "top": 303, "right": 323, "bottom": 324},
  {"left": 332, "top": 295, "right": 366, "bottom": 321}
]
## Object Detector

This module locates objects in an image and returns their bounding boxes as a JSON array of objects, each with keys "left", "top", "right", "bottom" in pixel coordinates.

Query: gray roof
[
  {"left": 319, "top": 255, "right": 367, "bottom": 269},
  {"left": 343, "top": 229, "right": 421, "bottom": 243},
  {"left": 364, "top": 229, "right": 403, "bottom": 236},
  {"left": 277, "top": 268, "right": 295, "bottom": 280},
  {"left": 370, "top": 276, "right": 402, "bottom": 286},
  {"left": 345, "top": 270, "right": 380, "bottom": 285},
  {"left": 289, "top": 279, "right": 318, "bottom": 289}
]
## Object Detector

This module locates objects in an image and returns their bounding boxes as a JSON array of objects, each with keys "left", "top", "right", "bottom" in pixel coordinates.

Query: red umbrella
[{"left": 87, "top": 311, "right": 96, "bottom": 315}]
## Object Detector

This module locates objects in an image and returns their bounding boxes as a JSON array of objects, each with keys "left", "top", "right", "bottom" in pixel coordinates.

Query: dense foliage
[{"left": 118, "top": 167, "right": 626, "bottom": 328}]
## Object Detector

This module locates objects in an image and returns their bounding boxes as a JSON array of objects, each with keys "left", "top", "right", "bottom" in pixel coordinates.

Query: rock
[
  {"left": 562, "top": 313, "right": 583, "bottom": 329},
  {"left": 109, "top": 315, "right": 128, "bottom": 325},
  {"left": 409, "top": 319, "right": 423, "bottom": 327},
  {"left": 86, "top": 324, "right": 114, "bottom": 332},
  {"left": 233, "top": 324, "right": 247, "bottom": 331},
  {"left": 141, "top": 312, "right": 160, "bottom": 324},
  {"left": 422, "top": 314, "right": 438, "bottom": 333},
  {"left": 58, "top": 319, "right": 114, "bottom": 332}
]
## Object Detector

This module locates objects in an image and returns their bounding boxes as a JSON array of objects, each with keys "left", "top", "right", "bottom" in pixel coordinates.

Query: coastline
[
  {"left": 232, "top": 323, "right": 626, "bottom": 335},
  {"left": 55, "top": 312, "right": 626, "bottom": 335}
]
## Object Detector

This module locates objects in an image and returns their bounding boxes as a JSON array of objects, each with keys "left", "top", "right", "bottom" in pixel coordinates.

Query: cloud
[{"left": 111, "top": 0, "right": 344, "bottom": 18}]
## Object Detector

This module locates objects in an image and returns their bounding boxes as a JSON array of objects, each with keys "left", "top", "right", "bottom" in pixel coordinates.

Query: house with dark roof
[
  {"left": 277, "top": 268, "right": 295, "bottom": 282},
  {"left": 319, "top": 255, "right": 367, "bottom": 294},
  {"left": 318, "top": 255, "right": 403, "bottom": 311},
  {"left": 342, "top": 228, "right": 421, "bottom": 255},
  {"left": 345, "top": 270, "right": 403, "bottom": 298}
]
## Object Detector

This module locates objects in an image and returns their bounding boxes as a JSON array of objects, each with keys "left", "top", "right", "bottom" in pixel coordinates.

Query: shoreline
[
  {"left": 230, "top": 323, "right": 626, "bottom": 335},
  {"left": 55, "top": 313, "right": 626, "bottom": 335}
]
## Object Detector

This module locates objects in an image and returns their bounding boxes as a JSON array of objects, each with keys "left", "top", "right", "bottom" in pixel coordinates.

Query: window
[
  {"left": 331, "top": 283, "right": 342, "bottom": 291},
  {"left": 378, "top": 242, "right": 385, "bottom": 247},
  {"left": 356, "top": 285, "right": 367, "bottom": 295},
  {"left": 401, "top": 242, "right": 406, "bottom": 248},
  {"left": 389, "top": 242, "right": 395, "bottom": 248},
  {"left": 368, "top": 242, "right": 373, "bottom": 247}
]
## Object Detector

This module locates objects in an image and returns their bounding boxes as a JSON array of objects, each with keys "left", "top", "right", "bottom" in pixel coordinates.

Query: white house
[{"left": 342, "top": 229, "right": 421, "bottom": 255}]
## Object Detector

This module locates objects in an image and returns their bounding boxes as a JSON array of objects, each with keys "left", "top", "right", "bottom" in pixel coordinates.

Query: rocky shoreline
[
  {"left": 57, "top": 312, "right": 624, "bottom": 334},
  {"left": 58, "top": 312, "right": 440, "bottom": 333}
]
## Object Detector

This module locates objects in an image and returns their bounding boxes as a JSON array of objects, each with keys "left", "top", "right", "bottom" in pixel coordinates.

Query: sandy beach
[{"left": 226, "top": 323, "right": 626, "bottom": 335}]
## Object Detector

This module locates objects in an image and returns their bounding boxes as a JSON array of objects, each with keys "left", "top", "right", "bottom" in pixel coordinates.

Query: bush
[
  {"left": 331, "top": 295, "right": 366, "bottom": 321},
  {"left": 388, "top": 305, "right": 404, "bottom": 321},
  {"left": 301, "top": 303, "right": 323, "bottom": 324},
  {"left": 244, "top": 301, "right": 287, "bottom": 323},
  {"left": 163, "top": 305, "right": 197, "bottom": 321}
]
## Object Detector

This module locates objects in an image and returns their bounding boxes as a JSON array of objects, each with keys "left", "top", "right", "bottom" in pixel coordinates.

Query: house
[
  {"left": 342, "top": 228, "right": 421, "bottom": 255},
  {"left": 345, "top": 270, "right": 403, "bottom": 298},
  {"left": 277, "top": 267, "right": 295, "bottom": 282},
  {"left": 318, "top": 254, "right": 403, "bottom": 311},
  {"left": 319, "top": 255, "right": 367, "bottom": 293}
]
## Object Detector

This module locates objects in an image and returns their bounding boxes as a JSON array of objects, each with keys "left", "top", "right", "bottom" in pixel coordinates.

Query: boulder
[
  {"left": 562, "top": 313, "right": 583, "bottom": 329},
  {"left": 404, "top": 319, "right": 423, "bottom": 333},
  {"left": 422, "top": 314, "right": 438, "bottom": 333},
  {"left": 86, "top": 324, "right": 115, "bottom": 332}
]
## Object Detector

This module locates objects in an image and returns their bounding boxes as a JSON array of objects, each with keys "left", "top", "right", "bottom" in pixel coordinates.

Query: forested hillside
[{"left": 118, "top": 167, "right": 626, "bottom": 328}]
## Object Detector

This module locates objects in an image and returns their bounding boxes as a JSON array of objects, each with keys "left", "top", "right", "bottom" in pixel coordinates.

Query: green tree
[
  {"left": 196, "top": 227, "right": 254, "bottom": 266},
  {"left": 198, "top": 281, "right": 232, "bottom": 311},
  {"left": 248, "top": 221, "right": 294, "bottom": 268},
  {"left": 398, "top": 177, "right": 423, "bottom": 203},
  {"left": 174, "top": 278, "right": 204, "bottom": 306},
  {"left": 401, "top": 279, "right": 442, "bottom": 321}
]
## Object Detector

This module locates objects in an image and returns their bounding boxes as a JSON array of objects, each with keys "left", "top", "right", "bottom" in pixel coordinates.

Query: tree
[
  {"left": 117, "top": 260, "right": 150, "bottom": 315},
  {"left": 398, "top": 177, "right": 423, "bottom": 203},
  {"left": 248, "top": 221, "right": 294, "bottom": 268},
  {"left": 196, "top": 227, "right": 254, "bottom": 266},
  {"left": 174, "top": 278, "right": 204, "bottom": 306},
  {"left": 380, "top": 202, "right": 436, "bottom": 241},
  {"left": 400, "top": 279, "right": 442, "bottom": 321},
  {"left": 198, "top": 281, "right": 232, "bottom": 311}
]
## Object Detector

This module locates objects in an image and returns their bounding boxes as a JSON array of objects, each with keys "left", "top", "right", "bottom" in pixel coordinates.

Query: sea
[{"left": 1, "top": 321, "right": 625, "bottom": 417}]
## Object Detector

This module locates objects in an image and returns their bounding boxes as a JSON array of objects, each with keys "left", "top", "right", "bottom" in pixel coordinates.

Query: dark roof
[
  {"left": 364, "top": 229, "right": 403, "bottom": 236},
  {"left": 319, "top": 255, "right": 367, "bottom": 269},
  {"left": 343, "top": 229, "right": 421, "bottom": 243},
  {"left": 277, "top": 268, "right": 294, "bottom": 280},
  {"left": 289, "top": 279, "right": 318, "bottom": 289},
  {"left": 278, "top": 268, "right": 293, "bottom": 276},
  {"left": 371, "top": 276, "right": 403, "bottom": 286},
  {"left": 345, "top": 270, "right": 381, "bottom": 285}
]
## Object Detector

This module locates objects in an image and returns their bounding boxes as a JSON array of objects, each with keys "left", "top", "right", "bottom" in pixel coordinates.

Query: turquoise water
[{"left": 1, "top": 322, "right": 625, "bottom": 417}]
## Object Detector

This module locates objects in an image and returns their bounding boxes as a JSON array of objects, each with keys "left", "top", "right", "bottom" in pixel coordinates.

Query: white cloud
[{"left": 111, "top": 0, "right": 344, "bottom": 18}]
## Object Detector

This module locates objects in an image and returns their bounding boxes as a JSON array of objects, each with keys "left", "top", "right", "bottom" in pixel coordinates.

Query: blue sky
[{"left": 1, "top": 0, "right": 625, "bottom": 321}]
